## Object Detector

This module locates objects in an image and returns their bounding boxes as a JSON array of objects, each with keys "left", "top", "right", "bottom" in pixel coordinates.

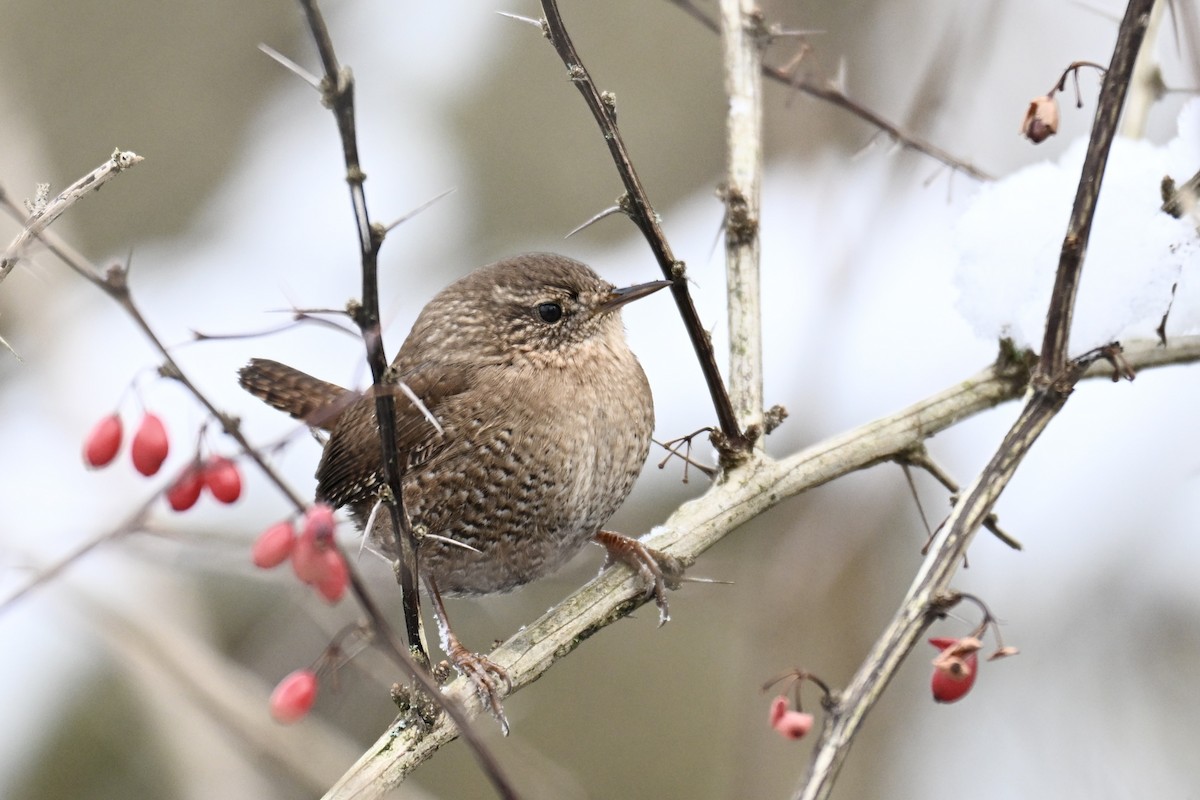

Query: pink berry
[
  {"left": 269, "top": 669, "right": 318, "bottom": 724},
  {"left": 203, "top": 456, "right": 242, "bottom": 504},
  {"left": 775, "top": 710, "right": 815, "bottom": 740},
  {"left": 769, "top": 695, "right": 789, "bottom": 727},
  {"left": 166, "top": 466, "right": 204, "bottom": 512},
  {"left": 314, "top": 549, "right": 348, "bottom": 603},
  {"left": 83, "top": 414, "right": 123, "bottom": 468},
  {"left": 251, "top": 521, "right": 296, "bottom": 569},
  {"left": 131, "top": 413, "right": 169, "bottom": 476},
  {"left": 768, "top": 695, "right": 814, "bottom": 740},
  {"left": 930, "top": 637, "right": 979, "bottom": 703}
]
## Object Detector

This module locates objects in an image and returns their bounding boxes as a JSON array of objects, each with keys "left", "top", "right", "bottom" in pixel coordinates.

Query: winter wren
[{"left": 239, "top": 254, "right": 681, "bottom": 712}]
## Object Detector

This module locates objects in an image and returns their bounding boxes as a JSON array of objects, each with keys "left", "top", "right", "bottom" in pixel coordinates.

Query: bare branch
[
  {"left": 666, "top": 0, "right": 992, "bottom": 181},
  {"left": 720, "top": 0, "right": 766, "bottom": 440},
  {"left": 800, "top": 3, "right": 1158, "bottom": 796},
  {"left": 1037, "top": 0, "right": 1156, "bottom": 380},
  {"left": 292, "top": 0, "right": 428, "bottom": 668},
  {"left": 535, "top": 0, "right": 752, "bottom": 456},
  {"left": 0, "top": 149, "right": 144, "bottom": 284},
  {"left": 292, "top": 3, "right": 515, "bottom": 796},
  {"left": 322, "top": 335, "right": 1200, "bottom": 799}
]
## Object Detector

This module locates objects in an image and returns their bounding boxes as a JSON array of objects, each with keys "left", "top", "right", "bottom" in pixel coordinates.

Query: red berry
[
  {"left": 83, "top": 414, "right": 123, "bottom": 468},
  {"left": 291, "top": 529, "right": 329, "bottom": 585},
  {"left": 930, "top": 637, "right": 980, "bottom": 703},
  {"left": 314, "top": 550, "right": 348, "bottom": 603},
  {"left": 203, "top": 456, "right": 242, "bottom": 504},
  {"left": 252, "top": 521, "right": 296, "bottom": 569},
  {"left": 131, "top": 413, "right": 169, "bottom": 476},
  {"left": 303, "top": 503, "right": 336, "bottom": 544},
  {"left": 269, "top": 669, "right": 318, "bottom": 724},
  {"left": 166, "top": 466, "right": 204, "bottom": 512},
  {"left": 292, "top": 505, "right": 338, "bottom": 585}
]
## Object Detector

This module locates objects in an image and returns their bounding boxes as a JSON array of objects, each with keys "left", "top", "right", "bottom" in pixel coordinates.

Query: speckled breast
[{"left": 407, "top": 355, "right": 654, "bottom": 596}]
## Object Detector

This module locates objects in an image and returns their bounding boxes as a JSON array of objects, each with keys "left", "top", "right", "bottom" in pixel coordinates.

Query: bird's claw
[
  {"left": 445, "top": 640, "right": 511, "bottom": 735},
  {"left": 594, "top": 530, "right": 686, "bottom": 626}
]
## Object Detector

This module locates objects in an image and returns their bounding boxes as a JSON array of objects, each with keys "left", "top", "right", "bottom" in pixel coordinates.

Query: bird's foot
[
  {"left": 443, "top": 636, "right": 512, "bottom": 736},
  {"left": 594, "top": 530, "right": 686, "bottom": 626}
]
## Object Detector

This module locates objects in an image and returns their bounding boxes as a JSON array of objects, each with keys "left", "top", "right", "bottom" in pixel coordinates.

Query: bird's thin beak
[{"left": 599, "top": 279, "right": 672, "bottom": 313}]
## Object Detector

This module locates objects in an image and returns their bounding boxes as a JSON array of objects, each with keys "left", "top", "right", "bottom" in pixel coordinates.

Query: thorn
[
  {"left": 424, "top": 533, "right": 482, "bottom": 554},
  {"left": 362, "top": 543, "right": 392, "bottom": 565},
  {"left": 258, "top": 43, "right": 321, "bottom": 89},
  {"left": 361, "top": 500, "right": 384, "bottom": 558},
  {"left": 565, "top": 205, "right": 624, "bottom": 238},
  {"left": 383, "top": 187, "right": 457, "bottom": 234},
  {"left": 496, "top": 11, "right": 544, "bottom": 29},
  {"left": 708, "top": 206, "right": 726, "bottom": 262},
  {"left": 394, "top": 380, "right": 444, "bottom": 435},
  {"left": 0, "top": 330, "right": 21, "bottom": 361},
  {"left": 831, "top": 57, "right": 848, "bottom": 93},
  {"left": 766, "top": 26, "right": 826, "bottom": 38},
  {"left": 850, "top": 130, "right": 884, "bottom": 162}
]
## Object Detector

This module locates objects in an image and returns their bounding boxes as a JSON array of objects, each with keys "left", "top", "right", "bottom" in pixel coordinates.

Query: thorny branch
[
  {"left": 1037, "top": 8, "right": 1153, "bottom": 380},
  {"left": 292, "top": 0, "right": 428, "bottom": 670},
  {"left": 0, "top": 192, "right": 309, "bottom": 516},
  {"left": 288, "top": 2, "right": 516, "bottom": 797},
  {"left": 0, "top": 8, "right": 515, "bottom": 795},
  {"left": 797, "top": 2, "right": 1157, "bottom": 798},
  {"left": 0, "top": 188, "right": 437, "bottom": 726},
  {"left": 535, "top": 0, "right": 753, "bottom": 459},
  {"left": 666, "top": 0, "right": 993, "bottom": 182}
]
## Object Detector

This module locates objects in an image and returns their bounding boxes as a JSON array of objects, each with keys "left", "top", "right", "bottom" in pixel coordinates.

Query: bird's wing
[{"left": 314, "top": 363, "right": 470, "bottom": 509}]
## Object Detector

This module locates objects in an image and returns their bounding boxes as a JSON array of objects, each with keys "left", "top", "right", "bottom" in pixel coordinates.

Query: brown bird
[{"left": 239, "top": 253, "right": 682, "bottom": 727}]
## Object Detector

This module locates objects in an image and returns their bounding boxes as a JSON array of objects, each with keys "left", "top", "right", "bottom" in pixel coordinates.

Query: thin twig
[
  {"left": 797, "top": 3, "right": 1157, "bottom": 797},
  {"left": 290, "top": 4, "right": 516, "bottom": 797},
  {"left": 896, "top": 445, "right": 1022, "bottom": 550},
  {"left": 1037, "top": 0, "right": 1155, "bottom": 381},
  {"left": 0, "top": 149, "right": 144, "bottom": 284},
  {"left": 0, "top": 503, "right": 151, "bottom": 614},
  {"left": 293, "top": 0, "right": 428, "bottom": 667},
  {"left": 534, "top": 0, "right": 751, "bottom": 456},
  {"left": 665, "top": 0, "right": 992, "bottom": 182},
  {"left": 0, "top": 193, "right": 309, "bottom": 514}
]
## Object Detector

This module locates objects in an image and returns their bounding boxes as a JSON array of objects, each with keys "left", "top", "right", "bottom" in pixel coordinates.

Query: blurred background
[{"left": 0, "top": 0, "right": 1197, "bottom": 798}]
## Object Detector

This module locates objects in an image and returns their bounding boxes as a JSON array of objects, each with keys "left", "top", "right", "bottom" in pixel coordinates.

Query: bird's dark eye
[{"left": 536, "top": 302, "right": 563, "bottom": 323}]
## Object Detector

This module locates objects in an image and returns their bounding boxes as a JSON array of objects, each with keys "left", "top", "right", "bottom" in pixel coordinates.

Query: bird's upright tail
[{"left": 237, "top": 358, "right": 355, "bottom": 432}]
